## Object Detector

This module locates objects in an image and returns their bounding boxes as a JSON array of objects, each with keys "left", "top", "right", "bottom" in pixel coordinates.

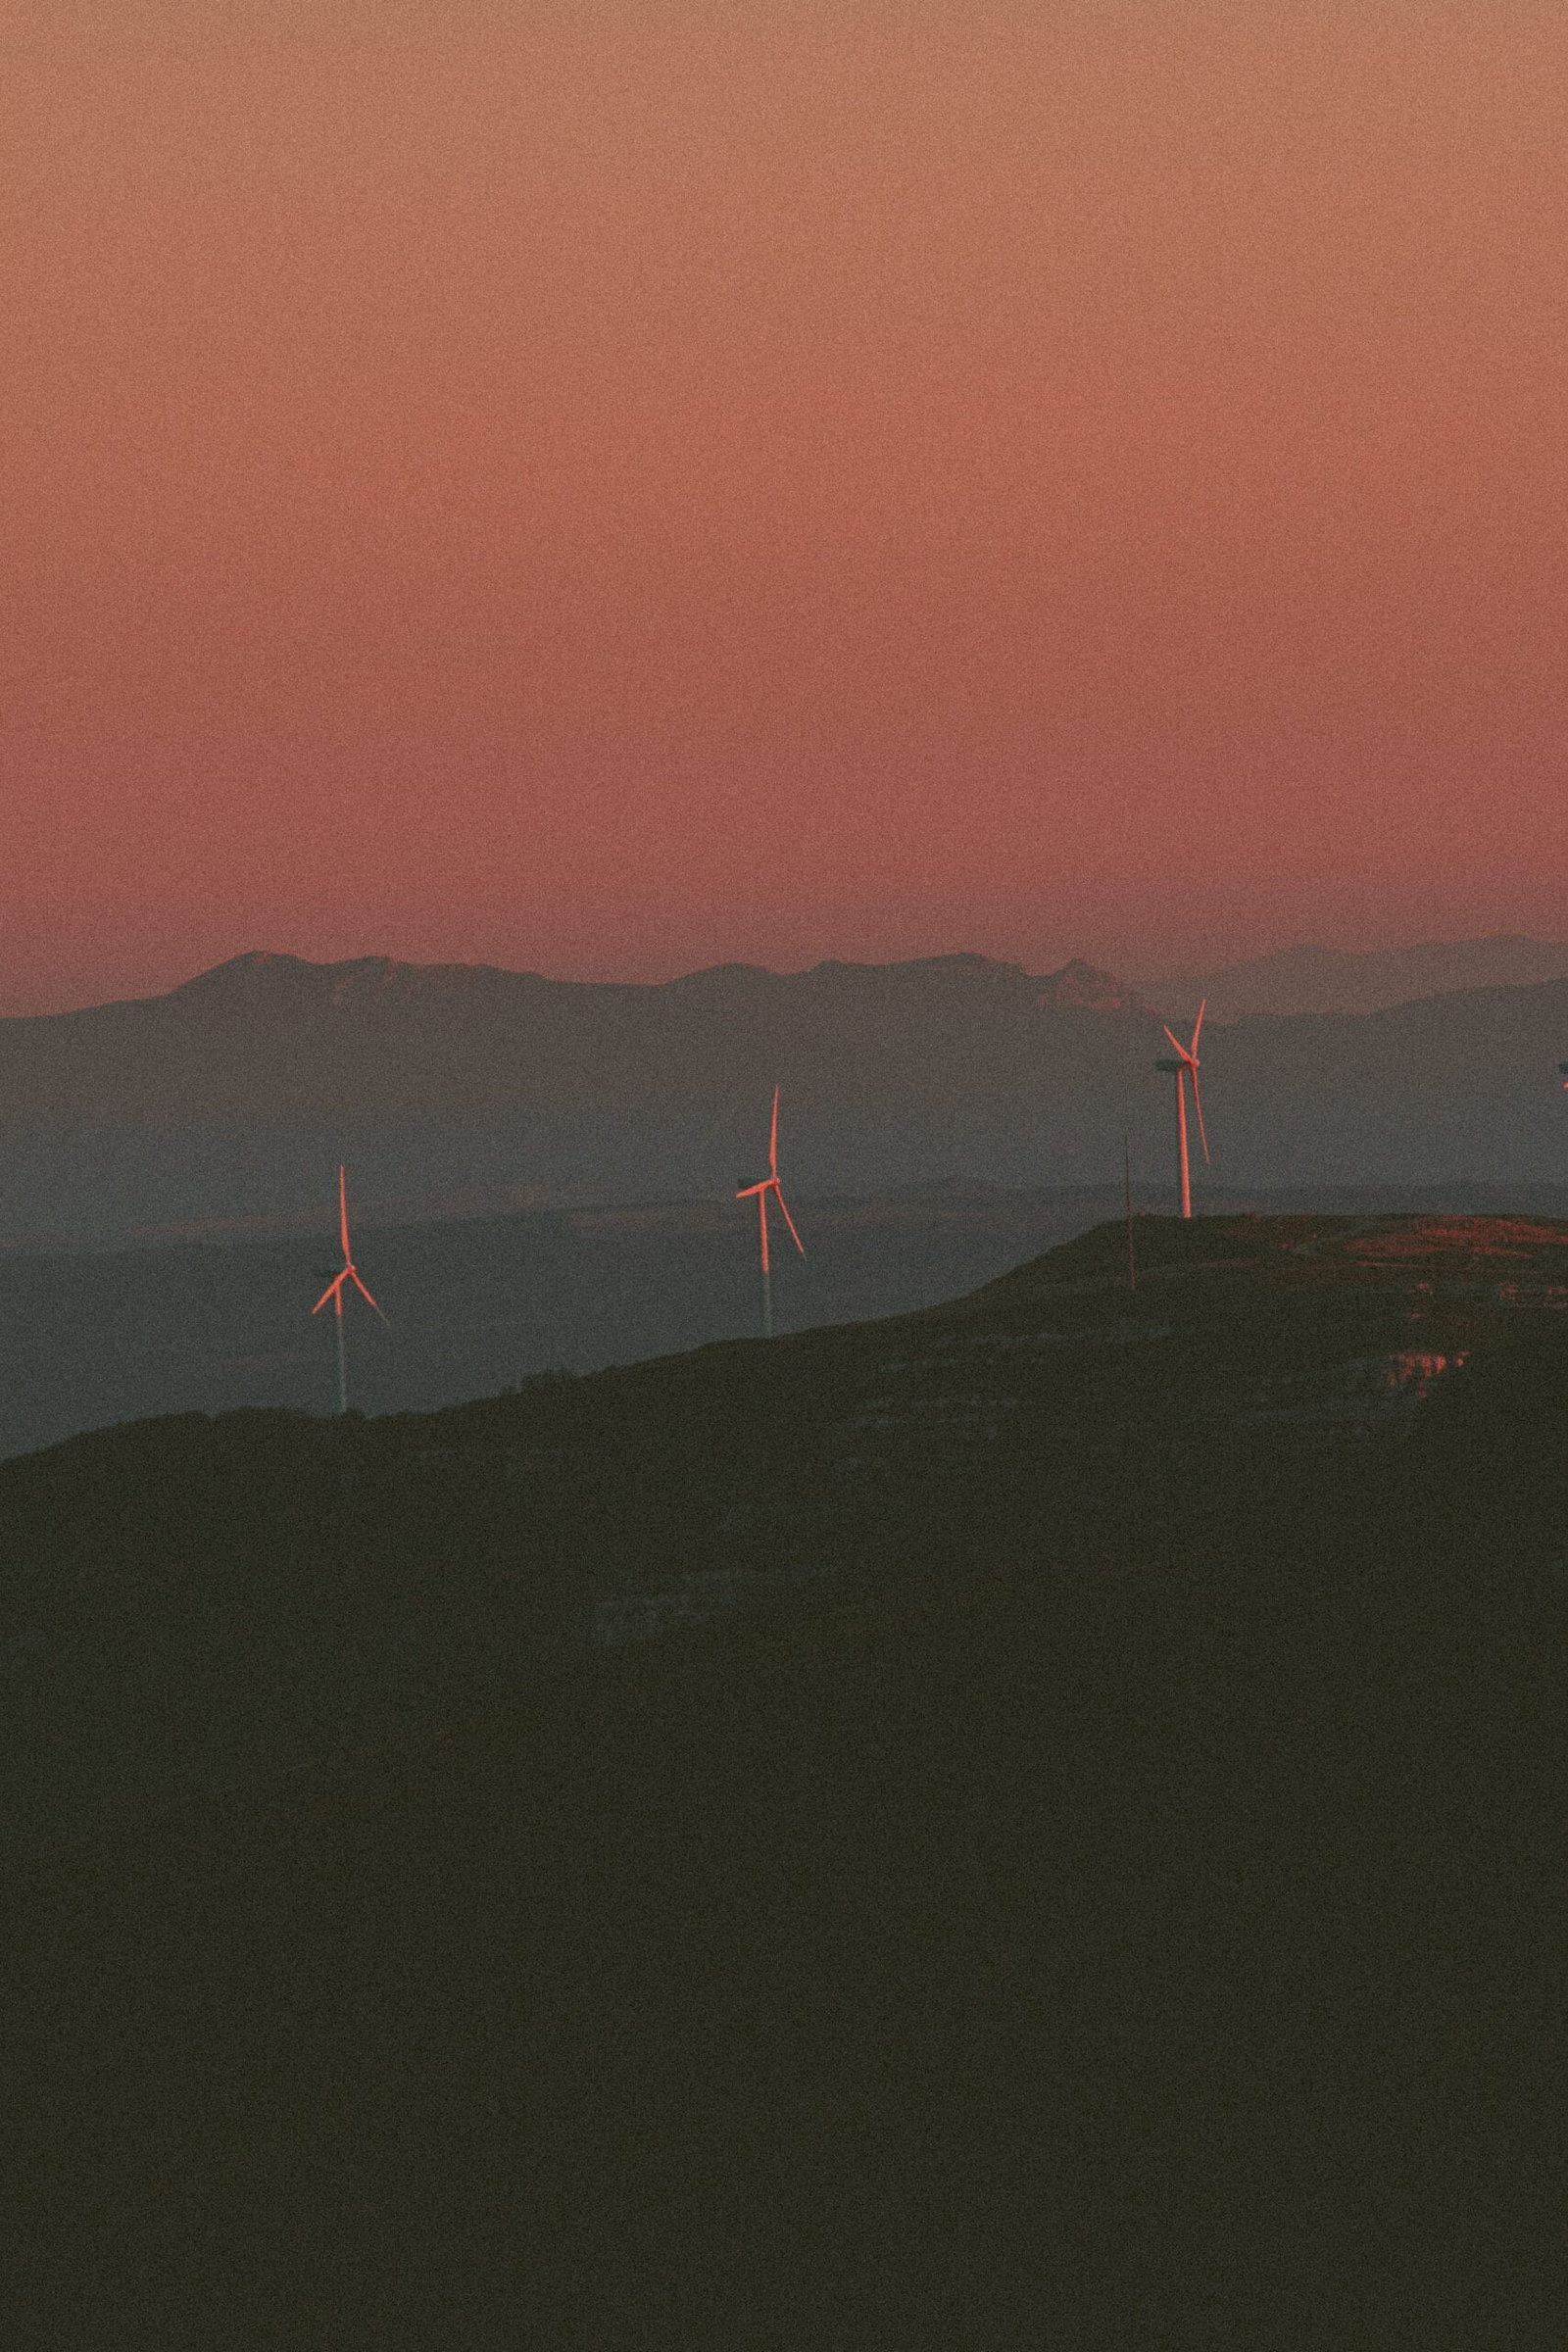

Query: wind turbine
[
  {"left": 736, "top": 1086, "right": 805, "bottom": 1338},
  {"left": 1154, "top": 1002, "right": 1209, "bottom": 1220},
  {"left": 312, "top": 1165, "right": 389, "bottom": 1413}
]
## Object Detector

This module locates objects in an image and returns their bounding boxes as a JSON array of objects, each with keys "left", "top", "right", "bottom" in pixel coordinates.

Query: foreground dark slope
[
  {"left": 6, "top": 1211, "right": 1567, "bottom": 1863},
  {"left": 4, "top": 1217, "right": 1565, "bottom": 2346},
  {"left": 7, "top": 1177, "right": 1568, "bottom": 1465},
  {"left": 0, "top": 1181, "right": 1236, "bottom": 1462}
]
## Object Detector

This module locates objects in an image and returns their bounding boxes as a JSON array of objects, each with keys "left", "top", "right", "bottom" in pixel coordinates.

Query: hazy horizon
[
  {"left": 7, "top": 921, "right": 1568, "bottom": 1023},
  {"left": 8, "top": 3, "right": 1565, "bottom": 1018}
]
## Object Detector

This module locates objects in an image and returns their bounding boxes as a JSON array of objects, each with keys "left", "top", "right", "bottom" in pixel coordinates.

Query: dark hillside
[
  {"left": 0, "top": 1182, "right": 1204, "bottom": 1461},
  {"left": 6, "top": 1177, "right": 1568, "bottom": 1467},
  {"left": 3, "top": 1214, "right": 1567, "bottom": 1862},
  {"left": 3, "top": 1217, "right": 1564, "bottom": 2344}
]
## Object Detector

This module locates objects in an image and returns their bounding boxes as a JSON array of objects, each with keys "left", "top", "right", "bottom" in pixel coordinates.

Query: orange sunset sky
[{"left": 6, "top": 0, "right": 1565, "bottom": 1012}]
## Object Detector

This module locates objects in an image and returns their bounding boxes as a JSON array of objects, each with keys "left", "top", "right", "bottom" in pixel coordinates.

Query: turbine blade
[
  {"left": 1162, "top": 1024, "right": 1187, "bottom": 1056},
  {"left": 1190, "top": 999, "right": 1206, "bottom": 1055},
  {"left": 312, "top": 1276, "right": 344, "bottom": 1315},
  {"left": 338, "top": 1165, "right": 351, "bottom": 1259},
  {"left": 772, "top": 1182, "right": 807, "bottom": 1257},
  {"left": 1191, "top": 1069, "right": 1211, "bottom": 1162},
  {"left": 350, "top": 1269, "right": 391, "bottom": 1326},
  {"left": 736, "top": 1180, "right": 766, "bottom": 1200},
  {"left": 769, "top": 1085, "right": 779, "bottom": 1179}
]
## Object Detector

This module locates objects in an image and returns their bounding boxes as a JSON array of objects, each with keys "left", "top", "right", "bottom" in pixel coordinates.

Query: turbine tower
[
  {"left": 736, "top": 1086, "right": 805, "bottom": 1338},
  {"left": 1153, "top": 1002, "right": 1209, "bottom": 1220},
  {"left": 312, "top": 1165, "right": 388, "bottom": 1414}
]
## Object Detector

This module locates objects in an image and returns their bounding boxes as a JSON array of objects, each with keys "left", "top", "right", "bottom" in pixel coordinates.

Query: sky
[{"left": 5, "top": 0, "right": 1566, "bottom": 1012}]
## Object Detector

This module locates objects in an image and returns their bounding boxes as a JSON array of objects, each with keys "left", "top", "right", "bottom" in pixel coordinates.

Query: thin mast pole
[
  {"left": 1176, "top": 1068, "right": 1192, "bottom": 1220},
  {"left": 334, "top": 1290, "right": 348, "bottom": 1414},
  {"left": 759, "top": 1190, "right": 772, "bottom": 1339}
]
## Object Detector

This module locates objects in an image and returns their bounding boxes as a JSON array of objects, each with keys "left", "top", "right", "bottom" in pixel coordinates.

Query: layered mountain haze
[
  {"left": 1148, "top": 934, "right": 1568, "bottom": 1023},
  {"left": 0, "top": 951, "right": 1160, "bottom": 1247},
  {"left": 2, "top": 948, "right": 1566, "bottom": 1255},
  {"left": 1209, "top": 979, "right": 1568, "bottom": 1185}
]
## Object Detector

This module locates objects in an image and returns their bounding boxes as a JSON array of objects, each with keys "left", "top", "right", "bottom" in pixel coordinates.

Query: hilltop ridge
[
  {"left": 4, "top": 1210, "right": 1564, "bottom": 1866},
  {"left": 5, "top": 1211, "right": 1562, "bottom": 2346}
]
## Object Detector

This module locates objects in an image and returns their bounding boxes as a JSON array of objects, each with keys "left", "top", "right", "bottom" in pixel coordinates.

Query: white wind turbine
[
  {"left": 735, "top": 1086, "right": 805, "bottom": 1338},
  {"left": 1154, "top": 1002, "right": 1209, "bottom": 1220},
  {"left": 312, "top": 1165, "right": 389, "bottom": 1413}
]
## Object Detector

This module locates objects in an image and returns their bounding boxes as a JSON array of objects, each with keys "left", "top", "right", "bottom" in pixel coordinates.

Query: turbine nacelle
[
  {"left": 735, "top": 1173, "right": 807, "bottom": 1257},
  {"left": 1155, "top": 1003, "right": 1210, "bottom": 1164}
]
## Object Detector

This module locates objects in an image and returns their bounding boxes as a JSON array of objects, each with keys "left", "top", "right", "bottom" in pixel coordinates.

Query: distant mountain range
[
  {"left": 1146, "top": 933, "right": 1568, "bottom": 1022},
  {"left": 1, "top": 946, "right": 1566, "bottom": 1250}
]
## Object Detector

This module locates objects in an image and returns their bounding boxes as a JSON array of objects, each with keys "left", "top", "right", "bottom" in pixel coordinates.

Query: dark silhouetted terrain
[
  {"left": 0, "top": 1183, "right": 1170, "bottom": 1460},
  {"left": 10, "top": 1176, "right": 1568, "bottom": 1463},
  {"left": 3, "top": 1209, "right": 1566, "bottom": 1864},
  {"left": 3, "top": 1216, "right": 1564, "bottom": 2346}
]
